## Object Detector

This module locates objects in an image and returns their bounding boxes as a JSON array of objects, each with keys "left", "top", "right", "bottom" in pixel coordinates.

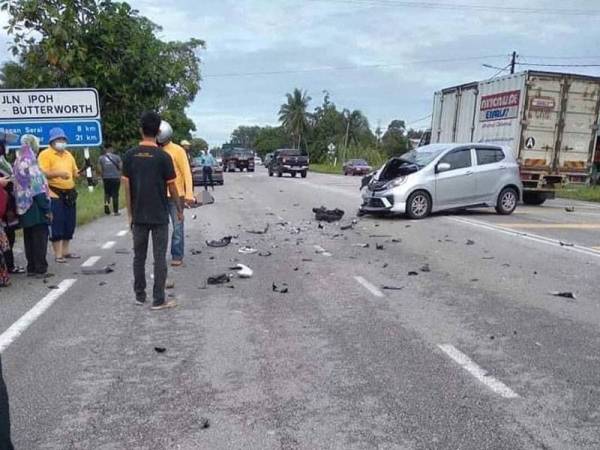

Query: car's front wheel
[
  {"left": 496, "top": 187, "right": 518, "bottom": 215},
  {"left": 406, "top": 190, "right": 431, "bottom": 220}
]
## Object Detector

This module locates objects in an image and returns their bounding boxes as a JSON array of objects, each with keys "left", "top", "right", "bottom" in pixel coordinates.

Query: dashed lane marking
[
  {"left": 101, "top": 241, "right": 116, "bottom": 250},
  {"left": 438, "top": 344, "right": 519, "bottom": 399},
  {"left": 81, "top": 256, "right": 101, "bottom": 267},
  {"left": 354, "top": 276, "right": 384, "bottom": 298},
  {"left": 314, "top": 245, "right": 332, "bottom": 257},
  {"left": 0, "top": 279, "right": 77, "bottom": 354},
  {"left": 496, "top": 223, "right": 600, "bottom": 230}
]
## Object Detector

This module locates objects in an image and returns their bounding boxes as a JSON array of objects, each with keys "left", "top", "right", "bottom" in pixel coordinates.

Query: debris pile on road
[
  {"left": 549, "top": 291, "right": 576, "bottom": 300},
  {"left": 206, "top": 236, "right": 233, "bottom": 248},
  {"left": 246, "top": 224, "right": 270, "bottom": 235},
  {"left": 238, "top": 246, "right": 258, "bottom": 255},
  {"left": 207, "top": 274, "right": 231, "bottom": 285},
  {"left": 230, "top": 264, "right": 253, "bottom": 278},
  {"left": 313, "top": 206, "right": 345, "bottom": 222},
  {"left": 420, "top": 264, "right": 431, "bottom": 273},
  {"left": 154, "top": 347, "right": 166, "bottom": 353},
  {"left": 382, "top": 285, "right": 403, "bottom": 291},
  {"left": 191, "top": 249, "right": 202, "bottom": 255},
  {"left": 272, "top": 282, "right": 289, "bottom": 294}
]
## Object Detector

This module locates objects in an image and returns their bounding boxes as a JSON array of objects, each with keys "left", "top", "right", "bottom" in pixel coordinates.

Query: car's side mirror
[{"left": 436, "top": 162, "right": 451, "bottom": 173}]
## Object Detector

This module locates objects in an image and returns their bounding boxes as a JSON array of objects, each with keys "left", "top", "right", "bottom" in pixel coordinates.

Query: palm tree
[{"left": 279, "top": 88, "right": 311, "bottom": 149}]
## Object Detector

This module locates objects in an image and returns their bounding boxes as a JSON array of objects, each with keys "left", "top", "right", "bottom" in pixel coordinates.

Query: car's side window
[
  {"left": 440, "top": 149, "right": 472, "bottom": 170},
  {"left": 476, "top": 148, "right": 505, "bottom": 165}
]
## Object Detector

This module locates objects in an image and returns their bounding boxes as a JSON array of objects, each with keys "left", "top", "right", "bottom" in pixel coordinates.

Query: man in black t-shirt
[{"left": 122, "top": 111, "right": 183, "bottom": 310}]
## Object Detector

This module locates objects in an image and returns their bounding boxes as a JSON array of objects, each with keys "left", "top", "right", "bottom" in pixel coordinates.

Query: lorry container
[{"left": 430, "top": 71, "right": 600, "bottom": 204}]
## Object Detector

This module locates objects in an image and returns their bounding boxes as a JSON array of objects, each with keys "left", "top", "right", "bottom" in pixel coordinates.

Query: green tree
[
  {"left": 279, "top": 88, "right": 311, "bottom": 150},
  {"left": 0, "top": 0, "right": 204, "bottom": 150},
  {"left": 307, "top": 91, "right": 345, "bottom": 162},
  {"left": 254, "top": 126, "right": 288, "bottom": 156},
  {"left": 230, "top": 125, "right": 260, "bottom": 148},
  {"left": 382, "top": 120, "right": 410, "bottom": 156}
]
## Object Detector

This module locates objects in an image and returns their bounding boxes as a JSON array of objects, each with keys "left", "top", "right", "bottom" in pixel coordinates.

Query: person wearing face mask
[{"left": 38, "top": 128, "right": 80, "bottom": 264}]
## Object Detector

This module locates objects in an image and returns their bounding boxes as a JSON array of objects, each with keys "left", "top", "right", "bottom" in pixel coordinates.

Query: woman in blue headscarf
[{"left": 14, "top": 136, "right": 51, "bottom": 277}]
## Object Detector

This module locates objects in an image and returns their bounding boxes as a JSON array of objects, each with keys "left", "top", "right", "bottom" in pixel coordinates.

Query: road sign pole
[{"left": 83, "top": 147, "right": 94, "bottom": 192}]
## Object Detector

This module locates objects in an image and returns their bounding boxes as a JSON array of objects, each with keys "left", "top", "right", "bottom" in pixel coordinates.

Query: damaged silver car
[{"left": 360, "top": 144, "right": 523, "bottom": 219}]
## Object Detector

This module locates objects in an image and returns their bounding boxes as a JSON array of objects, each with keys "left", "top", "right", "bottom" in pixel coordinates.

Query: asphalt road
[{"left": 1, "top": 168, "right": 600, "bottom": 449}]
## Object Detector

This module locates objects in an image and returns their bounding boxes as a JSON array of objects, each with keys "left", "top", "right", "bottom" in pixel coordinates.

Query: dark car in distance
[
  {"left": 223, "top": 148, "right": 255, "bottom": 172},
  {"left": 191, "top": 157, "right": 224, "bottom": 186},
  {"left": 343, "top": 159, "right": 372, "bottom": 176},
  {"left": 268, "top": 149, "right": 309, "bottom": 178}
]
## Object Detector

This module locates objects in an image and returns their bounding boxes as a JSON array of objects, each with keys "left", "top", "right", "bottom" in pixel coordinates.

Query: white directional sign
[
  {"left": 327, "top": 142, "right": 336, "bottom": 153},
  {"left": 0, "top": 88, "right": 100, "bottom": 121}
]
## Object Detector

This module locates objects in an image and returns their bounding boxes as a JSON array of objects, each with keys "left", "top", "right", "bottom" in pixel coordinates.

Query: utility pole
[{"left": 510, "top": 51, "right": 517, "bottom": 74}]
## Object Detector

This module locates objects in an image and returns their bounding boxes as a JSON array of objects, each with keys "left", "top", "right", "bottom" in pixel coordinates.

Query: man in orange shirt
[{"left": 157, "top": 121, "right": 194, "bottom": 267}]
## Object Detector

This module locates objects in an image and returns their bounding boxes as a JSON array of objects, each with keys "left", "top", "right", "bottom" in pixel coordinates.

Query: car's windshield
[
  {"left": 354, "top": 160, "right": 368, "bottom": 165},
  {"left": 399, "top": 144, "right": 449, "bottom": 167},
  {"left": 280, "top": 149, "right": 301, "bottom": 156}
]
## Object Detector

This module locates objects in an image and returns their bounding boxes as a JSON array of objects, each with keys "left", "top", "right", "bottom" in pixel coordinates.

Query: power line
[
  {"left": 406, "top": 114, "right": 432, "bottom": 126},
  {"left": 204, "top": 54, "right": 509, "bottom": 78},
  {"left": 521, "top": 55, "right": 600, "bottom": 60},
  {"left": 309, "top": 0, "right": 600, "bottom": 15},
  {"left": 517, "top": 62, "right": 600, "bottom": 68}
]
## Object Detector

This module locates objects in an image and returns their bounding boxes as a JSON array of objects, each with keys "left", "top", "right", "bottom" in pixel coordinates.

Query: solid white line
[
  {"left": 438, "top": 344, "right": 519, "bottom": 399},
  {"left": 116, "top": 229, "right": 128, "bottom": 237},
  {"left": 449, "top": 217, "right": 600, "bottom": 259},
  {"left": 314, "top": 244, "right": 332, "bottom": 257},
  {"left": 81, "top": 256, "right": 101, "bottom": 267},
  {"left": 101, "top": 241, "right": 116, "bottom": 250},
  {"left": 354, "top": 276, "right": 384, "bottom": 298},
  {"left": 0, "top": 279, "right": 77, "bottom": 354}
]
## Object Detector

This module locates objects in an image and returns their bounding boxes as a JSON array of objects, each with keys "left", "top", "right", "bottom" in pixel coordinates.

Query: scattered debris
[
  {"left": 259, "top": 251, "right": 272, "bottom": 257},
  {"left": 502, "top": 263, "right": 511, "bottom": 268},
  {"left": 533, "top": 271, "right": 538, "bottom": 275},
  {"left": 293, "top": 203, "right": 300, "bottom": 207},
  {"left": 294, "top": 267, "right": 299, "bottom": 271},
  {"left": 191, "top": 214, "right": 197, "bottom": 220},
  {"left": 154, "top": 347, "right": 166, "bottom": 353},
  {"left": 82, "top": 266, "right": 115, "bottom": 275},
  {"left": 370, "top": 234, "right": 392, "bottom": 238},
  {"left": 313, "top": 206, "right": 345, "bottom": 222},
  {"left": 391, "top": 238, "right": 402, "bottom": 243},
  {"left": 191, "top": 249, "right": 202, "bottom": 255},
  {"left": 166, "top": 280, "right": 175, "bottom": 289},
  {"left": 559, "top": 241, "right": 574, "bottom": 247},
  {"left": 490, "top": 336, "right": 495, "bottom": 340},
  {"left": 99, "top": 281, "right": 107, "bottom": 286},
  {"left": 550, "top": 291, "right": 576, "bottom": 300},
  {"left": 266, "top": 212, "right": 276, "bottom": 216},
  {"left": 230, "top": 264, "right": 253, "bottom": 278},
  {"left": 115, "top": 248, "right": 130, "bottom": 255},
  {"left": 382, "top": 285, "right": 404, "bottom": 291},
  {"left": 376, "top": 243, "right": 385, "bottom": 250},
  {"left": 302, "top": 258, "right": 313, "bottom": 262},
  {"left": 318, "top": 223, "right": 324, "bottom": 229},
  {"left": 200, "top": 417, "right": 210, "bottom": 429},
  {"left": 272, "top": 282, "right": 289, "bottom": 294},
  {"left": 353, "top": 243, "right": 370, "bottom": 248},
  {"left": 246, "top": 224, "right": 270, "bottom": 235},
  {"left": 405, "top": 225, "right": 411, "bottom": 228},
  {"left": 420, "top": 264, "right": 431, "bottom": 273},
  {"left": 382, "top": 263, "right": 389, "bottom": 268},
  {"left": 47, "top": 285, "right": 59, "bottom": 290},
  {"left": 466, "top": 240, "right": 475, "bottom": 246},
  {"left": 482, "top": 256, "right": 495, "bottom": 260},
  {"left": 340, "top": 223, "right": 354, "bottom": 231},
  {"left": 207, "top": 274, "right": 231, "bottom": 285},
  {"left": 238, "top": 246, "right": 258, "bottom": 255},
  {"left": 565, "top": 206, "right": 575, "bottom": 212},
  {"left": 470, "top": 278, "right": 479, "bottom": 282},
  {"left": 209, "top": 256, "right": 215, "bottom": 260},
  {"left": 206, "top": 236, "right": 232, "bottom": 248},
  {"left": 408, "top": 271, "right": 419, "bottom": 276}
]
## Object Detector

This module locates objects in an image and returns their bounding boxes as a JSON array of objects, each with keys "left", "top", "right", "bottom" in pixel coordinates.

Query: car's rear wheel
[
  {"left": 496, "top": 187, "right": 518, "bottom": 215},
  {"left": 523, "top": 192, "right": 546, "bottom": 205},
  {"left": 301, "top": 171, "right": 307, "bottom": 178},
  {"left": 406, "top": 190, "right": 431, "bottom": 220}
]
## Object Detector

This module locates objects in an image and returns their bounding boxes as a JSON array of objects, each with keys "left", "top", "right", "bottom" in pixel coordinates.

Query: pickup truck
[
  {"left": 268, "top": 149, "right": 309, "bottom": 178},
  {"left": 223, "top": 148, "right": 255, "bottom": 172}
]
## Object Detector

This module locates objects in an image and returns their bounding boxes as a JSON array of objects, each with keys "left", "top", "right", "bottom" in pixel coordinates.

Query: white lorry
[{"left": 430, "top": 71, "right": 600, "bottom": 204}]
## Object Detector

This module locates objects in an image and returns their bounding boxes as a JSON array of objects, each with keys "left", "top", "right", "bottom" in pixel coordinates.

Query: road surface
[{"left": 1, "top": 169, "right": 600, "bottom": 449}]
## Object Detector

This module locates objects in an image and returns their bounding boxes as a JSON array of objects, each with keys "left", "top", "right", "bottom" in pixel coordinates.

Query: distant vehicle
[
  {"left": 343, "top": 159, "right": 372, "bottom": 176},
  {"left": 360, "top": 143, "right": 522, "bottom": 219},
  {"left": 191, "top": 157, "right": 224, "bottom": 186},
  {"left": 255, "top": 156, "right": 263, "bottom": 166},
  {"left": 222, "top": 147, "right": 255, "bottom": 172},
  {"left": 264, "top": 153, "right": 274, "bottom": 166},
  {"left": 430, "top": 71, "right": 600, "bottom": 205},
  {"left": 268, "top": 149, "right": 309, "bottom": 178}
]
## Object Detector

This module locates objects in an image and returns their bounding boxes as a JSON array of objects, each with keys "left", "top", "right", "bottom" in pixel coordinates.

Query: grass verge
[
  {"left": 76, "top": 183, "right": 125, "bottom": 226},
  {"left": 556, "top": 186, "right": 600, "bottom": 203},
  {"left": 309, "top": 164, "right": 344, "bottom": 175}
]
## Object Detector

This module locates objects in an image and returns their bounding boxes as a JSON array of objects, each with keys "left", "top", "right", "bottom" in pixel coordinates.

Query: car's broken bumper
[{"left": 360, "top": 190, "right": 406, "bottom": 213}]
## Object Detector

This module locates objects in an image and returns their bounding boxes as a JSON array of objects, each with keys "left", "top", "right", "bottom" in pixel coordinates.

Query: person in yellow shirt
[
  {"left": 38, "top": 128, "right": 80, "bottom": 264},
  {"left": 157, "top": 121, "right": 194, "bottom": 267}
]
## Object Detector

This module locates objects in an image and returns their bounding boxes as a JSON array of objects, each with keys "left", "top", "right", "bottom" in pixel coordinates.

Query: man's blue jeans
[{"left": 168, "top": 199, "right": 184, "bottom": 261}]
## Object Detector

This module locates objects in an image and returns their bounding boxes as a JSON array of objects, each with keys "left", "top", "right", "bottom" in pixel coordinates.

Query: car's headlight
[{"left": 386, "top": 177, "right": 407, "bottom": 188}]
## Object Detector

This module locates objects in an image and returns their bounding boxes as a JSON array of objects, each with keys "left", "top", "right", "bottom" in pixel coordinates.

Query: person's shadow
[{"left": 0, "top": 356, "right": 13, "bottom": 450}]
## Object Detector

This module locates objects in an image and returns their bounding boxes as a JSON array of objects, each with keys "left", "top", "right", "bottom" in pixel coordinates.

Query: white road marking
[
  {"left": 438, "top": 344, "right": 519, "bottom": 399},
  {"left": 354, "top": 276, "right": 384, "bottom": 298},
  {"left": 0, "top": 279, "right": 77, "bottom": 354},
  {"left": 449, "top": 217, "right": 600, "bottom": 259},
  {"left": 117, "top": 229, "right": 128, "bottom": 237},
  {"left": 81, "top": 256, "right": 101, "bottom": 267},
  {"left": 314, "top": 245, "right": 332, "bottom": 257},
  {"left": 101, "top": 241, "right": 116, "bottom": 250}
]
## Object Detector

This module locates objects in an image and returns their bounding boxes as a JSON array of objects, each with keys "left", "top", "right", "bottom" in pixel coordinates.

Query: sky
[{"left": 3, "top": 0, "right": 600, "bottom": 146}]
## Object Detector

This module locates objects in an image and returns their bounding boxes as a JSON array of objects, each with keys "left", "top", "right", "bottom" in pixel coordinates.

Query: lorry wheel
[
  {"left": 523, "top": 192, "right": 546, "bottom": 205},
  {"left": 301, "top": 171, "right": 307, "bottom": 178},
  {"left": 495, "top": 187, "right": 518, "bottom": 215},
  {"left": 406, "top": 190, "right": 431, "bottom": 220},
  {"left": 277, "top": 171, "right": 283, "bottom": 177}
]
